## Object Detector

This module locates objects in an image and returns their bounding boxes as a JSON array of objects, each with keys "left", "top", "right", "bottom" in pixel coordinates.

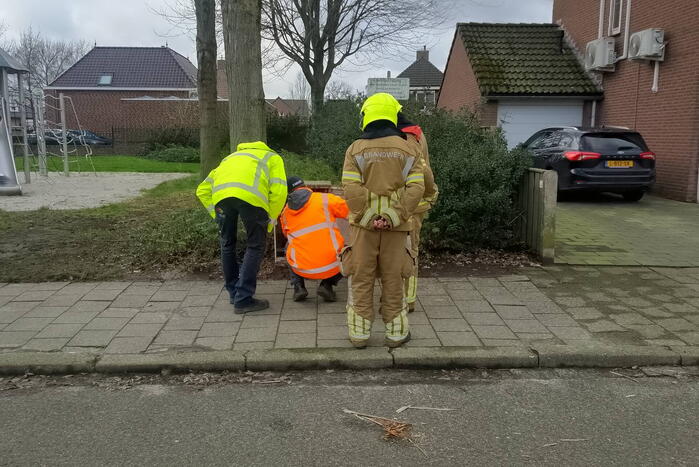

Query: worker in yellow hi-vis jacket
[
  {"left": 196, "top": 141, "right": 287, "bottom": 314},
  {"left": 341, "top": 93, "right": 425, "bottom": 349}
]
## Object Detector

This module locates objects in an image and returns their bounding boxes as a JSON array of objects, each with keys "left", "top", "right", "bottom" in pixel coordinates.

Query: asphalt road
[{"left": 1, "top": 369, "right": 698, "bottom": 466}]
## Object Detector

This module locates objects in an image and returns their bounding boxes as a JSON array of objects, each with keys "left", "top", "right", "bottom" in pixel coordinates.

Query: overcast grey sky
[{"left": 0, "top": 0, "right": 553, "bottom": 97}]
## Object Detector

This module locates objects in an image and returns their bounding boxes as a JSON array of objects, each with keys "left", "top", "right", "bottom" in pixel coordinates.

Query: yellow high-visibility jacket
[{"left": 196, "top": 141, "right": 287, "bottom": 231}]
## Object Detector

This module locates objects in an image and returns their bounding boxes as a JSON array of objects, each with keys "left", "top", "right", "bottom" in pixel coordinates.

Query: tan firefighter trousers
[
  {"left": 404, "top": 212, "right": 425, "bottom": 306},
  {"left": 344, "top": 226, "right": 413, "bottom": 338}
]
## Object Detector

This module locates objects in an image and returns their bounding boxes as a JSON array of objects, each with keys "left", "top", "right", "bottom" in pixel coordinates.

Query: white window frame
[{"left": 608, "top": 0, "right": 623, "bottom": 36}]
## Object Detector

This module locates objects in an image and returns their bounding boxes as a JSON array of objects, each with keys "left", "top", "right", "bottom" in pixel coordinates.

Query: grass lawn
[
  {"left": 14, "top": 155, "right": 199, "bottom": 174},
  {"left": 0, "top": 152, "right": 337, "bottom": 282}
]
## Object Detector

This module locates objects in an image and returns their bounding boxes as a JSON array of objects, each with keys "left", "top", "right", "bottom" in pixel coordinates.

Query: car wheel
[{"left": 622, "top": 190, "right": 645, "bottom": 202}]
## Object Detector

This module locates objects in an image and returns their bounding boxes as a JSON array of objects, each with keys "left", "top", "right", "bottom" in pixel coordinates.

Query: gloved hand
[{"left": 372, "top": 216, "right": 391, "bottom": 231}]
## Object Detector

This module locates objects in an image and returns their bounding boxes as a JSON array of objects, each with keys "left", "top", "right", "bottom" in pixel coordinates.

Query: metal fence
[{"left": 516, "top": 168, "right": 557, "bottom": 264}]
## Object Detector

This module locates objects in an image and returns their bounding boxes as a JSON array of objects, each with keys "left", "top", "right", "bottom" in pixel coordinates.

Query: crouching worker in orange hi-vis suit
[
  {"left": 280, "top": 176, "right": 349, "bottom": 303},
  {"left": 341, "top": 93, "right": 425, "bottom": 349}
]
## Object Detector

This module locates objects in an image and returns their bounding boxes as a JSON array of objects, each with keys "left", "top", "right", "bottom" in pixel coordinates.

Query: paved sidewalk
[
  {"left": 1, "top": 266, "right": 699, "bottom": 356},
  {"left": 556, "top": 195, "right": 699, "bottom": 266}
]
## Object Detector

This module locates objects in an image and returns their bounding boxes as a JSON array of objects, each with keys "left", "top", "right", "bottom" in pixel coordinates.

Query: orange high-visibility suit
[{"left": 280, "top": 188, "right": 349, "bottom": 279}]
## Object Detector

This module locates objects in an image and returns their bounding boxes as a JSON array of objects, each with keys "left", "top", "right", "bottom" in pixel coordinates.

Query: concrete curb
[
  {"left": 0, "top": 352, "right": 97, "bottom": 375},
  {"left": 392, "top": 347, "right": 537, "bottom": 369},
  {"left": 0, "top": 345, "right": 696, "bottom": 375}
]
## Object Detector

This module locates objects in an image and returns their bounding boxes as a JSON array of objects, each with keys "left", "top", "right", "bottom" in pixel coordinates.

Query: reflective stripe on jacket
[
  {"left": 196, "top": 141, "right": 287, "bottom": 229},
  {"left": 402, "top": 126, "right": 438, "bottom": 214},
  {"left": 280, "top": 189, "right": 349, "bottom": 279}
]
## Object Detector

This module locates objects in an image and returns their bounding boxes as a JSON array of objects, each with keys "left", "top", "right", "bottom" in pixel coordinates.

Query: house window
[
  {"left": 608, "top": 0, "right": 623, "bottom": 36},
  {"left": 98, "top": 74, "right": 113, "bottom": 86}
]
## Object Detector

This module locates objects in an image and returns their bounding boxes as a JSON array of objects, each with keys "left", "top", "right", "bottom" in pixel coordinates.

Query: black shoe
[
  {"left": 234, "top": 298, "right": 270, "bottom": 314},
  {"left": 317, "top": 283, "right": 336, "bottom": 302},
  {"left": 293, "top": 284, "right": 308, "bottom": 302}
]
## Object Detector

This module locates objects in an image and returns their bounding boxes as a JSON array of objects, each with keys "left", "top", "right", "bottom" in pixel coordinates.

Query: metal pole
[
  {"left": 0, "top": 69, "right": 7, "bottom": 101},
  {"left": 18, "top": 74, "right": 30, "bottom": 183},
  {"left": 33, "top": 95, "right": 47, "bottom": 176},
  {"left": 59, "top": 92, "right": 69, "bottom": 176}
]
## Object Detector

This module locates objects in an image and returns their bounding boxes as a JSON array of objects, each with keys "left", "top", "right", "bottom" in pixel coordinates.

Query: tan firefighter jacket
[{"left": 342, "top": 135, "right": 425, "bottom": 232}]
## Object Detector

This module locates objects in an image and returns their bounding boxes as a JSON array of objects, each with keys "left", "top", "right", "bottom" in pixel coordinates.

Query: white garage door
[{"left": 497, "top": 100, "right": 583, "bottom": 148}]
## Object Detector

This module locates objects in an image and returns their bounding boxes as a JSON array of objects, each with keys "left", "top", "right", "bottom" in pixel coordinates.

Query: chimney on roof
[
  {"left": 387, "top": 70, "right": 391, "bottom": 78},
  {"left": 416, "top": 46, "right": 428, "bottom": 62}
]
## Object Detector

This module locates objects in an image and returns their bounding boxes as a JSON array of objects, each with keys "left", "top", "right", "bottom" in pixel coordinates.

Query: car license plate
[{"left": 606, "top": 160, "right": 634, "bottom": 168}]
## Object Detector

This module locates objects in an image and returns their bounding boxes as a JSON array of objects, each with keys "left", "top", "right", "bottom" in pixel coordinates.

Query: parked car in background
[
  {"left": 522, "top": 127, "right": 656, "bottom": 201},
  {"left": 68, "top": 130, "right": 112, "bottom": 146}
]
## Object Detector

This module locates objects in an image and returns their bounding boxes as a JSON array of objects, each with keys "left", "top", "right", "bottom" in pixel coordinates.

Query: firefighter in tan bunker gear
[
  {"left": 341, "top": 93, "right": 425, "bottom": 348},
  {"left": 397, "top": 113, "right": 438, "bottom": 312}
]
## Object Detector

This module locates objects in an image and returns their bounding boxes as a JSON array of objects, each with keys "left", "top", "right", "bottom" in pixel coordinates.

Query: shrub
[
  {"left": 145, "top": 144, "right": 200, "bottom": 163},
  {"left": 307, "top": 98, "right": 363, "bottom": 172},
  {"left": 280, "top": 150, "right": 338, "bottom": 183},
  {"left": 403, "top": 107, "right": 531, "bottom": 251},
  {"left": 267, "top": 114, "right": 308, "bottom": 154},
  {"left": 145, "top": 128, "right": 199, "bottom": 151}
]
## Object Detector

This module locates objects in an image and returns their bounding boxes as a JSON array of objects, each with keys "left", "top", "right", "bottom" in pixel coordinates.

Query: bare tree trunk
[
  {"left": 195, "top": 0, "right": 219, "bottom": 179},
  {"left": 310, "top": 80, "right": 326, "bottom": 114},
  {"left": 222, "top": 0, "right": 266, "bottom": 151}
]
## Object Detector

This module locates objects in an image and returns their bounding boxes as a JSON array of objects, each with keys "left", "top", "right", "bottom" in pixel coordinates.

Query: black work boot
[
  {"left": 317, "top": 282, "right": 337, "bottom": 302},
  {"left": 234, "top": 298, "right": 269, "bottom": 314},
  {"left": 293, "top": 284, "right": 308, "bottom": 302}
]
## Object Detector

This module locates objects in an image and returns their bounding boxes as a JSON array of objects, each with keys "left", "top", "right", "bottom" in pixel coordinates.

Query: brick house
[
  {"left": 438, "top": 23, "right": 602, "bottom": 148},
  {"left": 397, "top": 47, "right": 443, "bottom": 105},
  {"left": 45, "top": 46, "right": 199, "bottom": 142},
  {"left": 553, "top": 0, "right": 699, "bottom": 202}
]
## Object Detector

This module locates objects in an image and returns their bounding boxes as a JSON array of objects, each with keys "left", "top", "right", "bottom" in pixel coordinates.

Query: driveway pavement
[
  {"left": 1, "top": 266, "right": 698, "bottom": 355},
  {"left": 556, "top": 194, "right": 699, "bottom": 266}
]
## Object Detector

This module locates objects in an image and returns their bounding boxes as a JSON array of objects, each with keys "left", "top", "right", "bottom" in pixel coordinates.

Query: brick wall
[
  {"left": 554, "top": 0, "right": 699, "bottom": 202},
  {"left": 437, "top": 31, "right": 483, "bottom": 113}
]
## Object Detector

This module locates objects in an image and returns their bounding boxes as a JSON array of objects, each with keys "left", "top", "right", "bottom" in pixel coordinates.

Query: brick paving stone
[
  {"left": 82, "top": 290, "right": 122, "bottom": 301},
  {"left": 234, "top": 342, "right": 274, "bottom": 350},
  {"left": 179, "top": 306, "right": 212, "bottom": 317},
  {"left": 584, "top": 320, "right": 626, "bottom": 333},
  {"left": 3, "top": 317, "right": 53, "bottom": 332},
  {"left": 278, "top": 320, "right": 316, "bottom": 334},
  {"left": 0, "top": 331, "right": 37, "bottom": 347},
  {"left": 23, "top": 338, "right": 70, "bottom": 351},
  {"left": 472, "top": 325, "right": 517, "bottom": 340},
  {"left": 554, "top": 297, "right": 587, "bottom": 307},
  {"left": 638, "top": 308, "right": 674, "bottom": 318},
  {"left": 111, "top": 295, "right": 151, "bottom": 308},
  {"left": 180, "top": 295, "right": 217, "bottom": 308},
  {"left": 447, "top": 290, "right": 484, "bottom": 301},
  {"left": 624, "top": 297, "right": 653, "bottom": 307},
  {"left": 403, "top": 338, "right": 442, "bottom": 347},
  {"left": 455, "top": 300, "right": 494, "bottom": 313},
  {"left": 205, "top": 309, "right": 243, "bottom": 322},
  {"left": 235, "top": 327, "right": 278, "bottom": 343},
  {"left": 0, "top": 311, "right": 30, "bottom": 325},
  {"left": 584, "top": 292, "right": 615, "bottom": 302},
  {"left": 164, "top": 317, "right": 206, "bottom": 331},
  {"left": 429, "top": 318, "right": 471, "bottom": 332},
  {"left": 674, "top": 332, "right": 699, "bottom": 345},
  {"left": 99, "top": 308, "right": 141, "bottom": 318},
  {"left": 548, "top": 326, "right": 592, "bottom": 340},
  {"left": 122, "top": 284, "right": 160, "bottom": 296},
  {"left": 410, "top": 324, "right": 438, "bottom": 340},
  {"left": 685, "top": 315, "right": 699, "bottom": 325},
  {"left": 625, "top": 324, "right": 669, "bottom": 338},
  {"left": 406, "top": 312, "right": 429, "bottom": 325},
  {"left": 526, "top": 302, "right": 565, "bottom": 314},
  {"left": 317, "top": 326, "right": 348, "bottom": 340},
  {"left": 105, "top": 337, "right": 153, "bottom": 354},
  {"left": 275, "top": 333, "right": 316, "bottom": 348},
  {"left": 423, "top": 306, "right": 462, "bottom": 319},
  {"left": 69, "top": 301, "right": 110, "bottom": 313},
  {"left": 663, "top": 303, "right": 699, "bottom": 314},
  {"left": 419, "top": 295, "right": 455, "bottom": 307},
  {"left": 495, "top": 306, "right": 535, "bottom": 320},
  {"left": 152, "top": 330, "right": 198, "bottom": 346},
  {"left": 13, "top": 290, "right": 56, "bottom": 301},
  {"left": 142, "top": 302, "right": 180, "bottom": 313},
  {"left": 23, "top": 306, "right": 70, "bottom": 318},
  {"left": 645, "top": 338, "right": 687, "bottom": 346},
  {"left": 436, "top": 331, "right": 481, "bottom": 346},
  {"left": 536, "top": 314, "right": 582, "bottom": 327},
  {"left": 469, "top": 278, "right": 500, "bottom": 287},
  {"left": 504, "top": 319, "right": 548, "bottom": 333},
  {"left": 316, "top": 339, "right": 354, "bottom": 348},
  {"left": 68, "top": 330, "right": 118, "bottom": 347},
  {"left": 240, "top": 315, "right": 279, "bottom": 329},
  {"left": 52, "top": 311, "right": 100, "bottom": 324},
  {"left": 96, "top": 281, "right": 132, "bottom": 291},
  {"left": 655, "top": 318, "right": 696, "bottom": 332},
  {"left": 149, "top": 290, "right": 188, "bottom": 302},
  {"left": 610, "top": 313, "right": 654, "bottom": 326},
  {"left": 41, "top": 295, "right": 84, "bottom": 307},
  {"left": 83, "top": 317, "right": 130, "bottom": 331},
  {"left": 316, "top": 303, "right": 345, "bottom": 315},
  {"left": 481, "top": 339, "right": 528, "bottom": 346},
  {"left": 462, "top": 312, "right": 504, "bottom": 326},
  {"left": 566, "top": 307, "right": 604, "bottom": 320},
  {"left": 198, "top": 322, "right": 241, "bottom": 337},
  {"left": 130, "top": 312, "right": 171, "bottom": 324},
  {"left": 195, "top": 336, "right": 236, "bottom": 350},
  {"left": 515, "top": 332, "right": 556, "bottom": 342},
  {"left": 35, "top": 323, "right": 84, "bottom": 339},
  {"left": 117, "top": 323, "right": 163, "bottom": 338},
  {"left": 1, "top": 301, "right": 39, "bottom": 313},
  {"left": 316, "top": 314, "right": 346, "bottom": 327}
]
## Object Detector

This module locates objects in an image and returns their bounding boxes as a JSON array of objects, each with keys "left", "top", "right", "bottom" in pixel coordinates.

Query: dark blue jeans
[{"left": 215, "top": 197, "right": 268, "bottom": 306}]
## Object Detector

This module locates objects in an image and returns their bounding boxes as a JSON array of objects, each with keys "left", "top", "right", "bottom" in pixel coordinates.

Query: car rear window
[{"left": 581, "top": 133, "right": 648, "bottom": 153}]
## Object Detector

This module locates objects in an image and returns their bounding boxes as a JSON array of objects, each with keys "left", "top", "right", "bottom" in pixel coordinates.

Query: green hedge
[
  {"left": 307, "top": 98, "right": 362, "bottom": 172},
  {"left": 145, "top": 144, "right": 200, "bottom": 163}
]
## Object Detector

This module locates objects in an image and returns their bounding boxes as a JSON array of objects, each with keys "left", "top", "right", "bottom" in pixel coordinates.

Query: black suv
[{"left": 522, "top": 127, "right": 655, "bottom": 201}]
